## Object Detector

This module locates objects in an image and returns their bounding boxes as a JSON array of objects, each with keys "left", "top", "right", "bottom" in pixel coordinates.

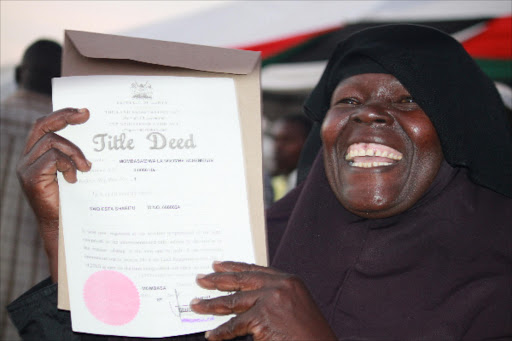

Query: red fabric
[
  {"left": 234, "top": 26, "right": 342, "bottom": 59},
  {"left": 236, "top": 17, "right": 512, "bottom": 60},
  {"left": 462, "top": 16, "right": 512, "bottom": 59}
]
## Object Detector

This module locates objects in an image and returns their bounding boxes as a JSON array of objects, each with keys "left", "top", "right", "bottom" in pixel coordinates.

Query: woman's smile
[{"left": 345, "top": 142, "right": 402, "bottom": 168}]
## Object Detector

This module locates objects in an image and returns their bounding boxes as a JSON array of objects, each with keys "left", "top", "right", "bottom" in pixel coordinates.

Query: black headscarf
[{"left": 297, "top": 24, "right": 512, "bottom": 197}]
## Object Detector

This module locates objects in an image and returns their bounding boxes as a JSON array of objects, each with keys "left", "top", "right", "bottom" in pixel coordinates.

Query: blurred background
[
  {"left": 0, "top": 1, "right": 228, "bottom": 99},
  {"left": 2, "top": 1, "right": 511, "bottom": 98}
]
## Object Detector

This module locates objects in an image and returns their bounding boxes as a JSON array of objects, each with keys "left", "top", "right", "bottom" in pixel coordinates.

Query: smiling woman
[
  {"left": 7, "top": 24, "right": 512, "bottom": 341},
  {"left": 266, "top": 24, "right": 512, "bottom": 340}
]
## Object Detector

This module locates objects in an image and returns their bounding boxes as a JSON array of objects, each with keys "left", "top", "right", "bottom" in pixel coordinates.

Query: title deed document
[{"left": 53, "top": 75, "right": 257, "bottom": 337}]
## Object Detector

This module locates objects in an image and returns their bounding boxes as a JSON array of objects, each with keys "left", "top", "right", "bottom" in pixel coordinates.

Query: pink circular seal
[{"left": 83, "top": 270, "right": 140, "bottom": 325}]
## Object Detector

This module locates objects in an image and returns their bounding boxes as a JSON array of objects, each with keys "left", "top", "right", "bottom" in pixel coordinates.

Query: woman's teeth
[
  {"left": 345, "top": 149, "right": 402, "bottom": 160},
  {"left": 345, "top": 143, "right": 403, "bottom": 168},
  {"left": 352, "top": 161, "right": 394, "bottom": 168}
]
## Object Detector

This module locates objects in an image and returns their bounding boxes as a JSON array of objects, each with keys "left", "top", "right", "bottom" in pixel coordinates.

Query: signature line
[{"left": 181, "top": 317, "right": 214, "bottom": 323}]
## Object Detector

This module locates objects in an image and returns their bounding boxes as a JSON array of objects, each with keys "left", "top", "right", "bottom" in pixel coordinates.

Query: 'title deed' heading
[{"left": 92, "top": 133, "right": 197, "bottom": 152}]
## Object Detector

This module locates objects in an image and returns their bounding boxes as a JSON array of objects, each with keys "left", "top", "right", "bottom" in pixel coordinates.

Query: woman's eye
[
  {"left": 400, "top": 96, "right": 415, "bottom": 103},
  {"left": 337, "top": 98, "right": 359, "bottom": 105}
]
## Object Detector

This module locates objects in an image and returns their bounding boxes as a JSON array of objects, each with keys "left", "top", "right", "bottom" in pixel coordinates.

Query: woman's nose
[{"left": 351, "top": 105, "right": 394, "bottom": 126}]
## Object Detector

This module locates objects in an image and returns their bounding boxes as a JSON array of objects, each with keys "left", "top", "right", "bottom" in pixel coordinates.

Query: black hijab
[{"left": 298, "top": 24, "right": 512, "bottom": 198}]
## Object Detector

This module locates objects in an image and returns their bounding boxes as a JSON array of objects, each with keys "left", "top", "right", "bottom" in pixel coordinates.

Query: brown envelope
[{"left": 57, "top": 30, "right": 266, "bottom": 310}]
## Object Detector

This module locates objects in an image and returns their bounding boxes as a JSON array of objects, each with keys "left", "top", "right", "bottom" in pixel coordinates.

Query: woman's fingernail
[
  {"left": 78, "top": 108, "right": 88, "bottom": 113},
  {"left": 213, "top": 260, "right": 221, "bottom": 266},
  {"left": 190, "top": 298, "right": 200, "bottom": 305},
  {"left": 86, "top": 160, "right": 92, "bottom": 167},
  {"left": 205, "top": 331, "right": 211, "bottom": 339},
  {"left": 196, "top": 274, "right": 205, "bottom": 280}
]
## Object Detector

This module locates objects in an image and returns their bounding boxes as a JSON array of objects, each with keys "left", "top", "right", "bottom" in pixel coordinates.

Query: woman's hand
[
  {"left": 190, "top": 261, "right": 337, "bottom": 341},
  {"left": 16, "top": 108, "right": 91, "bottom": 282}
]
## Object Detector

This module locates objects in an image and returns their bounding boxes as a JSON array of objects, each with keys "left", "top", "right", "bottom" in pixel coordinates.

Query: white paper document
[{"left": 53, "top": 75, "right": 256, "bottom": 337}]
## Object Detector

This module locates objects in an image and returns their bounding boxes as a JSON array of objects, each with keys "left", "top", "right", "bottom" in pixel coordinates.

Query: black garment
[
  {"left": 269, "top": 150, "right": 512, "bottom": 339},
  {"left": 299, "top": 24, "right": 512, "bottom": 197}
]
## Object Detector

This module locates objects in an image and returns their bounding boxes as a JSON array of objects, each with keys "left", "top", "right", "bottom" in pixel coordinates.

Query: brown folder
[{"left": 58, "top": 30, "right": 266, "bottom": 310}]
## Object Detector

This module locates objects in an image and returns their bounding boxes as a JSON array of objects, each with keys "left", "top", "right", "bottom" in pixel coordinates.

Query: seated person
[{"left": 9, "top": 24, "right": 511, "bottom": 340}]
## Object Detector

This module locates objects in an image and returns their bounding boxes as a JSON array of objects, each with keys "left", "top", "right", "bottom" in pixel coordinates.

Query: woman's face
[{"left": 321, "top": 73, "right": 443, "bottom": 218}]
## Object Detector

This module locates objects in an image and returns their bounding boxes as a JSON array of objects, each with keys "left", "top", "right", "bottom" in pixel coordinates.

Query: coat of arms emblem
[{"left": 131, "top": 81, "right": 153, "bottom": 99}]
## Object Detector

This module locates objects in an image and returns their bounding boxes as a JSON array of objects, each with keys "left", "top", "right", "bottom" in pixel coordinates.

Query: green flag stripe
[{"left": 474, "top": 59, "right": 512, "bottom": 82}]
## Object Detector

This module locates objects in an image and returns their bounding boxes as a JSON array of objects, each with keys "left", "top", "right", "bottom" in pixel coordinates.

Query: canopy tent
[
  {"left": 258, "top": 15, "right": 512, "bottom": 93},
  {"left": 124, "top": 2, "right": 511, "bottom": 82},
  {"left": 123, "top": 1, "right": 511, "bottom": 117}
]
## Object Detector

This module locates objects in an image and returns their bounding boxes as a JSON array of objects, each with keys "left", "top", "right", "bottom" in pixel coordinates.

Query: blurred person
[
  {"left": 261, "top": 117, "right": 275, "bottom": 208},
  {"left": 0, "top": 39, "right": 61, "bottom": 341},
  {"left": 270, "top": 114, "right": 312, "bottom": 201}
]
